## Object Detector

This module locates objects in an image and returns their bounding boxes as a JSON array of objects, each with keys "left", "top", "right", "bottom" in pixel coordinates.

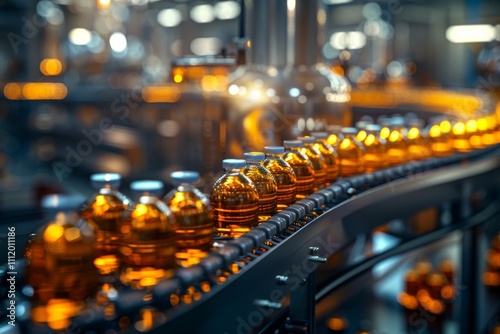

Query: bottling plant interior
[{"left": 0, "top": 0, "right": 500, "bottom": 333}]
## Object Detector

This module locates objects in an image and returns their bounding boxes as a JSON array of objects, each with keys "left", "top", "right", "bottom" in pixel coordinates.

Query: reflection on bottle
[
  {"left": 263, "top": 146, "right": 297, "bottom": 212},
  {"left": 242, "top": 152, "right": 278, "bottom": 222},
  {"left": 28, "top": 195, "right": 98, "bottom": 331},
  {"left": 211, "top": 159, "right": 259, "bottom": 238},
  {"left": 119, "top": 180, "right": 177, "bottom": 289},
  {"left": 81, "top": 173, "right": 132, "bottom": 276},
  {"left": 338, "top": 128, "right": 365, "bottom": 177},
  {"left": 283, "top": 140, "right": 314, "bottom": 200},
  {"left": 164, "top": 171, "right": 213, "bottom": 267},
  {"left": 298, "top": 136, "right": 327, "bottom": 191}
]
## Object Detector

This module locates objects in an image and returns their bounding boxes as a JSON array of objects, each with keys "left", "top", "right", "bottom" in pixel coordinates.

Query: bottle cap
[
  {"left": 283, "top": 140, "right": 303, "bottom": 148},
  {"left": 311, "top": 132, "right": 328, "bottom": 139},
  {"left": 341, "top": 127, "right": 358, "bottom": 135},
  {"left": 222, "top": 159, "right": 246, "bottom": 169},
  {"left": 244, "top": 152, "right": 265, "bottom": 162},
  {"left": 327, "top": 125, "right": 342, "bottom": 133},
  {"left": 390, "top": 116, "right": 406, "bottom": 126},
  {"left": 407, "top": 118, "right": 425, "bottom": 128},
  {"left": 365, "top": 124, "right": 381, "bottom": 132},
  {"left": 90, "top": 173, "right": 121, "bottom": 190},
  {"left": 41, "top": 194, "right": 86, "bottom": 212},
  {"left": 297, "top": 136, "right": 315, "bottom": 144},
  {"left": 130, "top": 180, "right": 164, "bottom": 196},
  {"left": 360, "top": 115, "right": 374, "bottom": 123},
  {"left": 170, "top": 171, "right": 200, "bottom": 185},
  {"left": 355, "top": 121, "right": 368, "bottom": 129},
  {"left": 264, "top": 146, "right": 285, "bottom": 154}
]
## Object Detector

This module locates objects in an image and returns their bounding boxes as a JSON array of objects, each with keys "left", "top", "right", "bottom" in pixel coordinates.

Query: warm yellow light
[
  {"left": 380, "top": 127, "right": 390, "bottom": 140},
  {"left": 439, "top": 120, "right": 451, "bottom": 134},
  {"left": 363, "top": 134, "right": 375, "bottom": 146},
  {"left": 407, "top": 127, "right": 420, "bottom": 140},
  {"left": 173, "top": 74, "right": 183, "bottom": 83},
  {"left": 477, "top": 117, "right": 488, "bottom": 131},
  {"left": 142, "top": 85, "right": 181, "bottom": 103},
  {"left": 44, "top": 224, "right": 64, "bottom": 243},
  {"left": 465, "top": 119, "right": 477, "bottom": 133},
  {"left": 388, "top": 130, "right": 401, "bottom": 142},
  {"left": 429, "top": 125, "right": 441, "bottom": 138},
  {"left": 40, "top": 58, "right": 63, "bottom": 76},
  {"left": 452, "top": 122, "right": 465, "bottom": 135},
  {"left": 64, "top": 227, "right": 82, "bottom": 242},
  {"left": 97, "top": 0, "right": 111, "bottom": 9},
  {"left": 4, "top": 82, "right": 67, "bottom": 100},
  {"left": 3, "top": 83, "right": 22, "bottom": 99},
  {"left": 356, "top": 130, "right": 367, "bottom": 142}
]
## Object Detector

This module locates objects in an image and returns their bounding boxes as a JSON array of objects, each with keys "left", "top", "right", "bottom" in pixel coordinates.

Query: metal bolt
[
  {"left": 254, "top": 299, "right": 282, "bottom": 310},
  {"left": 308, "top": 246, "right": 320, "bottom": 255},
  {"left": 308, "top": 255, "right": 327, "bottom": 263},
  {"left": 275, "top": 275, "right": 289, "bottom": 285}
]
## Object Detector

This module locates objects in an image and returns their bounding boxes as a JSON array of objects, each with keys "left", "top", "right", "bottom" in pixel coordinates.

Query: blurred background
[{"left": 0, "top": 0, "right": 498, "bottom": 220}]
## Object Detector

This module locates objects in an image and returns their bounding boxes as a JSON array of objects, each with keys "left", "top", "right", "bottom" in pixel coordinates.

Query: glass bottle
[
  {"left": 263, "top": 146, "right": 297, "bottom": 212},
  {"left": 386, "top": 117, "right": 409, "bottom": 165},
  {"left": 326, "top": 125, "right": 344, "bottom": 147},
  {"left": 338, "top": 127, "right": 365, "bottom": 177},
  {"left": 362, "top": 124, "right": 388, "bottom": 172},
  {"left": 428, "top": 117, "right": 454, "bottom": 156},
  {"left": 28, "top": 195, "right": 98, "bottom": 331},
  {"left": 164, "top": 171, "right": 213, "bottom": 268},
  {"left": 242, "top": 152, "right": 278, "bottom": 222},
  {"left": 451, "top": 120, "right": 472, "bottom": 152},
  {"left": 355, "top": 121, "right": 369, "bottom": 142},
  {"left": 311, "top": 132, "right": 339, "bottom": 185},
  {"left": 298, "top": 136, "right": 327, "bottom": 191},
  {"left": 119, "top": 180, "right": 177, "bottom": 289},
  {"left": 80, "top": 173, "right": 132, "bottom": 276},
  {"left": 282, "top": 140, "right": 315, "bottom": 199},
  {"left": 406, "top": 119, "right": 432, "bottom": 161},
  {"left": 211, "top": 159, "right": 259, "bottom": 238}
]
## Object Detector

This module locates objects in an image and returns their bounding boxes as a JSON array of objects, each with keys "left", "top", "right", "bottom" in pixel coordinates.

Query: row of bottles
[
  {"left": 25, "top": 172, "right": 213, "bottom": 330},
  {"left": 22, "top": 109, "right": 500, "bottom": 330},
  {"left": 397, "top": 259, "right": 456, "bottom": 316}
]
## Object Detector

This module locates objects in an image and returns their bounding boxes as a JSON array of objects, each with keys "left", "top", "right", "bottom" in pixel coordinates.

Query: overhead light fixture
[{"left": 446, "top": 24, "right": 496, "bottom": 43}]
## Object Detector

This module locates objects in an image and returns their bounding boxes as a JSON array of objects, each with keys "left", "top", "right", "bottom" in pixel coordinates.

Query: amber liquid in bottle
[
  {"left": 80, "top": 173, "right": 131, "bottom": 275},
  {"left": 164, "top": 171, "right": 213, "bottom": 268},
  {"left": 211, "top": 159, "right": 259, "bottom": 238},
  {"left": 326, "top": 125, "right": 344, "bottom": 147},
  {"left": 263, "top": 146, "right": 297, "bottom": 212},
  {"left": 298, "top": 136, "right": 327, "bottom": 191},
  {"left": 242, "top": 152, "right": 278, "bottom": 222},
  {"left": 362, "top": 124, "right": 388, "bottom": 173},
  {"left": 283, "top": 140, "right": 315, "bottom": 200},
  {"left": 28, "top": 195, "right": 99, "bottom": 331},
  {"left": 406, "top": 119, "right": 432, "bottom": 161},
  {"left": 119, "top": 181, "right": 177, "bottom": 289},
  {"left": 428, "top": 118, "right": 454, "bottom": 156},
  {"left": 312, "top": 132, "right": 339, "bottom": 185},
  {"left": 386, "top": 118, "right": 409, "bottom": 165},
  {"left": 338, "top": 128, "right": 365, "bottom": 176}
]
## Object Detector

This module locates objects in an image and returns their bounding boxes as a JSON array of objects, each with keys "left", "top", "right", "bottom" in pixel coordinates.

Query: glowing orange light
[
  {"left": 4, "top": 82, "right": 67, "bottom": 100},
  {"left": 40, "top": 58, "right": 63, "bottom": 76},
  {"left": 327, "top": 316, "right": 347, "bottom": 331},
  {"left": 97, "top": 0, "right": 111, "bottom": 9},
  {"left": 173, "top": 74, "right": 183, "bottom": 83},
  {"left": 3, "top": 83, "right": 22, "bottom": 99},
  {"left": 142, "top": 85, "right": 181, "bottom": 103},
  {"left": 43, "top": 224, "right": 64, "bottom": 243}
]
